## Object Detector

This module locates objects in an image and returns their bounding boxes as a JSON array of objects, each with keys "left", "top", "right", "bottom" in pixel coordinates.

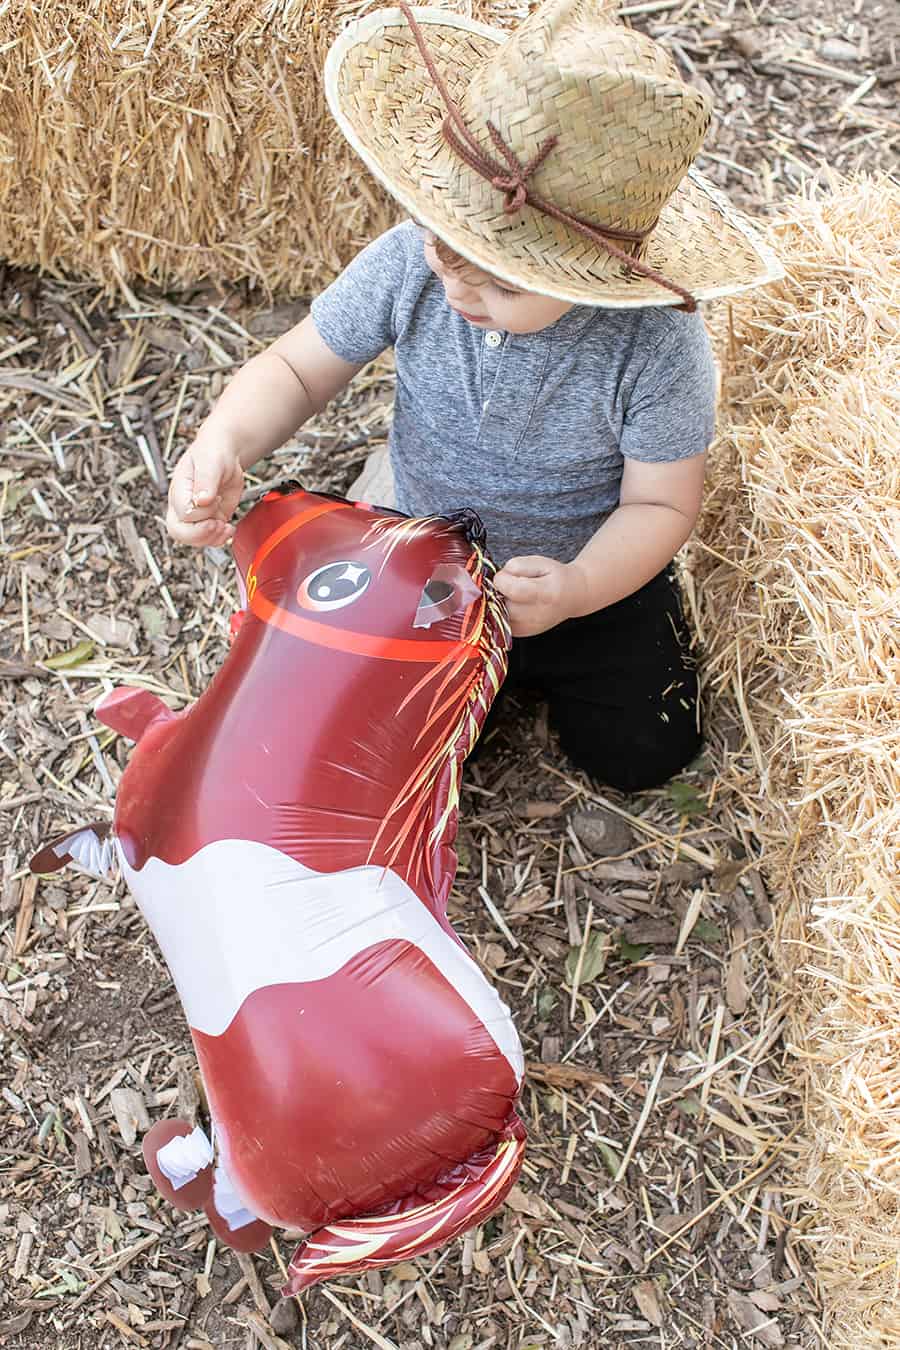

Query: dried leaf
[
  {"left": 481, "top": 940, "right": 506, "bottom": 971},
  {"left": 389, "top": 1262, "right": 420, "bottom": 1281},
  {"left": 472, "top": 1247, "right": 491, "bottom": 1276},
  {"left": 595, "top": 1140, "right": 623, "bottom": 1177},
  {"left": 505, "top": 1185, "right": 547, "bottom": 1219},
  {"left": 109, "top": 1087, "right": 150, "bottom": 1147},
  {"left": 138, "top": 604, "right": 167, "bottom": 637},
  {"left": 565, "top": 931, "right": 610, "bottom": 985},
  {"left": 43, "top": 639, "right": 94, "bottom": 669},
  {"left": 507, "top": 884, "right": 549, "bottom": 915},
  {"left": 633, "top": 1279, "right": 664, "bottom": 1327},
  {"left": 88, "top": 613, "right": 137, "bottom": 647},
  {"left": 0, "top": 1311, "right": 33, "bottom": 1335},
  {"left": 749, "top": 1291, "right": 783, "bottom": 1313},
  {"left": 726, "top": 944, "right": 750, "bottom": 1015},
  {"left": 666, "top": 781, "right": 707, "bottom": 817},
  {"left": 728, "top": 1292, "right": 785, "bottom": 1346}
]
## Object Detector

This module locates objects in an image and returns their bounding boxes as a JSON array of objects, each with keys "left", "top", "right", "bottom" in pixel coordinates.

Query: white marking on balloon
[{"left": 118, "top": 838, "right": 524, "bottom": 1082}]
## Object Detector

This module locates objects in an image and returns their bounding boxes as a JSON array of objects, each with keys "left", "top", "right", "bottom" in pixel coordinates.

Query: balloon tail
[{"left": 282, "top": 1116, "right": 526, "bottom": 1294}]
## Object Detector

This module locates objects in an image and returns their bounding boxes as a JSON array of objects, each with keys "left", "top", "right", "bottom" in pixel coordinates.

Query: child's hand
[
  {"left": 166, "top": 442, "right": 244, "bottom": 548},
  {"left": 494, "top": 556, "right": 590, "bottom": 637}
]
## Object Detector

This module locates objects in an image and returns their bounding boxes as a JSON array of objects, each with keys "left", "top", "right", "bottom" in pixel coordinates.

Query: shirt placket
[
  {"left": 476, "top": 328, "right": 551, "bottom": 455},
  {"left": 478, "top": 326, "right": 505, "bottom": 427}
]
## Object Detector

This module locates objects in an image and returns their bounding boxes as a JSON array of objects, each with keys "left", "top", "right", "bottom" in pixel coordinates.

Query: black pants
[{"left": 482, "top": 566, "right": 701, "bottom": 793}]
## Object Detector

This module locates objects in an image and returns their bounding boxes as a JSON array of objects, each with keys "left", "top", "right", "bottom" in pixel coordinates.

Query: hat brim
[{"left": 325, "top": 7, "right": 785, "bottom": 307}]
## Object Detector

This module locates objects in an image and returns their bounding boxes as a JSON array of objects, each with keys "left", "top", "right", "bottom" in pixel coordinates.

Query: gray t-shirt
[{"left": 311, "top": 221, "right": 716, "bottom": 567}]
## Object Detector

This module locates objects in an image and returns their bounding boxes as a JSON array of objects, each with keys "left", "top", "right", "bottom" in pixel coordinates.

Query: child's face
[{"left": 416, "top": 223, "right": 573, "bottom": 334}]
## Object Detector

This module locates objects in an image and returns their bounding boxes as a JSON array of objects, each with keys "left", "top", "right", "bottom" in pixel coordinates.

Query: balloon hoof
[
  {"left": 203, "top": 1198, "right": 274, "bottom": 1253},
  {"left": 142, "top": 1119, "right": 214, "bottom": 1210}
]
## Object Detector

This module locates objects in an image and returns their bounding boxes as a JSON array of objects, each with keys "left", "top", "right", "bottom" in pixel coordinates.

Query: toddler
[{"left": 166, "top": 0, "right": 781, "bottom": 793}]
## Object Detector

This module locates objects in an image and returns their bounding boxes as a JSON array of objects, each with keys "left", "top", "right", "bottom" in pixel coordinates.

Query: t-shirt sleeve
[
  {"left": 310, "top": 223, "right": 410, "bottom": 365},
  {"left": 619, "top": 309, "right": 717, "bottom": 463}
]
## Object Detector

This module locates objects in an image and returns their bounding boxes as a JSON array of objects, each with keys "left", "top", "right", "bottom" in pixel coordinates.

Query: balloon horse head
[{"left": 31, "top": 483, "right": 525, "bottom": 1293}]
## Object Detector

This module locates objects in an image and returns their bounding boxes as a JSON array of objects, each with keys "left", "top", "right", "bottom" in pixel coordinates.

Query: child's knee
[{"left": 558, "top": 721, "right": 702, "bottom": 794}]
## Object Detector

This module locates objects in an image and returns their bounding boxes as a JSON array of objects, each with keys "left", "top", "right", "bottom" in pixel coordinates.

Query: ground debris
[{"left": 0, "top": 22, "right": 842, "bottom": 1332}]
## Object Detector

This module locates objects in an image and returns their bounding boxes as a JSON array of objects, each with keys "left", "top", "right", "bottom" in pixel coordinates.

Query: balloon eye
[
  {"left": 413, "top": 565, "right": 481, "bottom": 629},
  {"left": 298, "top": 561, "right": 372, "bottom": 612}
]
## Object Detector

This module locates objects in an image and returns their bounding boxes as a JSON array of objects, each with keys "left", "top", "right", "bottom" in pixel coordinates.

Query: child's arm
[
  {"left": 496, "top": 452, "right": 706, "bottom": 637},
  {"left": 498, "top": 306, "right": 715, "bottom": 638},
  {"left": 167, "top": 316, "right": 363, "bottom": 547}
]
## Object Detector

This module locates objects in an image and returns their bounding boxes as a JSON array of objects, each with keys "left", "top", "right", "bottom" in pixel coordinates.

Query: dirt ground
[{"left": 1, "top": 1, "right": 897, "bottom": 1347}]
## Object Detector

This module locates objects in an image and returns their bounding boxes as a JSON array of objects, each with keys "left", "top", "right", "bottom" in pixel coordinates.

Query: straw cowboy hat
[{"left": 324, "top": 0, "right": 784, "bottom": 308}]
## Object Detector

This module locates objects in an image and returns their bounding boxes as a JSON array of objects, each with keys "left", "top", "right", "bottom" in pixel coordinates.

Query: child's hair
[
  {"left": 412, "top": 216, "right": 483, "bottom": 279},
  {"left": 430, "top": 235, "right": 469, "bottom": 272},
  {"left": 412, "top": 215, "right": 532, "bottom": 297}
]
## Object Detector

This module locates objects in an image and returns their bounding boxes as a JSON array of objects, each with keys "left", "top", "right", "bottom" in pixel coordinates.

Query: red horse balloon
[{"left": 31, "top": 484, "right": 525, "bottom": 1292}]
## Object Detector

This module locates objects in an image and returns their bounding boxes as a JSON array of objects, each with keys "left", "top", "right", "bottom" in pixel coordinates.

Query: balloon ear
[
  {"left": 264, "top": 478, "right": 306, "bottom": 498},
  {"left": 30, "top": 823, "right": 114, "bottom": 877},
  {"left": 413, "top": 564, "right": 481, "bottom": 629},
  {"left": 442, "top": 507, "right": 488, "bottom": 551},
  {"left": 230, "top": 481, "right": 310, "bottom": 587}
]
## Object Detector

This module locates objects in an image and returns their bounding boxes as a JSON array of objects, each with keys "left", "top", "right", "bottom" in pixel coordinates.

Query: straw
[
  {"left": 0, "top": 0, "right": 512, "bottom": 298},
  {"left": 689, "top": 168, "right": 900, "bottom": 1349}
]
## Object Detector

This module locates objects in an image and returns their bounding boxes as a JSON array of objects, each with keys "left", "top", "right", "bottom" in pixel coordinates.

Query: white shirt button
[{"left": 485, "top": 330, "right": 503, "bottom": 349}]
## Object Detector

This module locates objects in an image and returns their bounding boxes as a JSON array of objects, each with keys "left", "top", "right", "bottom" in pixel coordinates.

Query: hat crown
[
  {"left": 458, "top": 0, "right": 712, "bottom": 237},
  {"left": 323, "top": 0, "right": 782, "bottom": 307}
]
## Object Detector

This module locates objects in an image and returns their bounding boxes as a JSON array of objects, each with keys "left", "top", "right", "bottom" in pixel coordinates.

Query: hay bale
[
  {"left": 690, "top": 172, "right": 899, "bottom": 1347},
  {"left": 0, "top": 0, "right": 519, "bottom": 297}
]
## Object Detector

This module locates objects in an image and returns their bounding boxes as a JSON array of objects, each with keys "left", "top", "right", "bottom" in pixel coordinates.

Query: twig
[
  {"left": 562, "top": 982, "right": 628, "bottom": 1063},
  {"left": 618, "top": 0, "right": 683, "bottom": 13},
  {"left": 774, "top": 57, "right": 872, "bottom": 87},
  {"left": 237, "top": 1310, "right": 293, "bottom": 1350},
  {"left": 141, "top": 398, "right": 169, "bottom": 495},
  {"left": 700, "top": 1003, "right": 726, "bottom": 1113},
  {"left": 48, "top": 301, "right": 98, "bottom": 356},
  {"left": 615, "top": 1053, "right": 667, "bottom": 1183},
  {"left": 644, "top": 1138, "right": 795, "bottom": 1268},
  {"left": 319, "top": 1288, "right": 400, "bottom": 1350},
  {"left": 0, "top": 370, "right": 93, "bottom": 413},
  {"left": 69, "top": 1233, "right": 161, "bottom": 1309},
  {"left": 837, "top": 72, "right": 878, "bottom": 116},
  {"left": 476, "top": 884, "right": 519, "bottom": 949},
  {"left": 235, "top": 1252, "right": 271, "bottom": 1317},
  {"left": 568, "top": 900, "right": 594, "bottom": 1019}
]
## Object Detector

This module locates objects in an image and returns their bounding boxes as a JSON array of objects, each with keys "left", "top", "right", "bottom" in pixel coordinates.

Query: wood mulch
[
  {"left": 4, "top": 0, "right": 895, "bottom": 1344},
  {"left": 0, "top": 285, "right": 817, "bottom": 1350}
]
